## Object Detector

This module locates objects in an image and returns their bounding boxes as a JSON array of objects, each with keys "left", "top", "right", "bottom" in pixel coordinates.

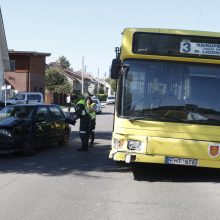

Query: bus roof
[
  {"left": 120, "top": 28, "right": 220, "bottom": 64},
  {"left": 123, "top": 28, "right": 220, "bottom": 38}
]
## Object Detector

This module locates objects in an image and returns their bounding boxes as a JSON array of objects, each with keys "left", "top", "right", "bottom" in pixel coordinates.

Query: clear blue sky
[{"left": 1, "top": 0, "right": 220, "bottom": 78}]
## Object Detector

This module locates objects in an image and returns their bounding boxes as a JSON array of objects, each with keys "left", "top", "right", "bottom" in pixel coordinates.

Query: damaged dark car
[{"left": 0, "top": 103, "right": 71, "bottom": 155}]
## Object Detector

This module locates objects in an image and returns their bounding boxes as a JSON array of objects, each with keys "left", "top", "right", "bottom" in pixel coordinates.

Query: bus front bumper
[{"left": 109, "top": 150, "right": 220, "bottom": 169}]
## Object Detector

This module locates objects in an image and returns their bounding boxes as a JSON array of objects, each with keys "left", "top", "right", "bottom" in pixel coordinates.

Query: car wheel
[
  {"left": 58, "top": 129, "right": 69, "bottom": 146},
  {"left": 22, "top": 138, "right": 36, "bottom": 156}
]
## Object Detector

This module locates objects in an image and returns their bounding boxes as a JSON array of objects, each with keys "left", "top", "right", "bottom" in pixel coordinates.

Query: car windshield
[
  {"left": 117, "top": 59, "right": 220, "bottom": 125},
  {"left": 9, "top": 106, "right": 35, "bottom": 119},
  {"left": 0, "top": 106, "right": 14, "bottom": 119}
]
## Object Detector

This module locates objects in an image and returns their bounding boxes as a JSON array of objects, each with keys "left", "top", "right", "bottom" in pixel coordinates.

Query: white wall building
[{"left": 0, "top": 9, "right": 10, "bottom": 102}]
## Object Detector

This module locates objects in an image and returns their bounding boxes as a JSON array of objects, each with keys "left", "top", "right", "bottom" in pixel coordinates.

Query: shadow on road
[
  {"left": 0, "top": 131, "right": 131, "bottom": 177},
  {"left": 98, "top": 112, "right": 114, "bottom": 115},
  {"left": 132, "top": 163, "right": 220, "bottom": 183},
  {"left": 0, "top": 129, "right": 220, "bottom": 183}
]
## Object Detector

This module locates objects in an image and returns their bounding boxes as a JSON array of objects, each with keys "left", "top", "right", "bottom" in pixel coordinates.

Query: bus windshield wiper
[
  {"left": 128, "top": 111, "right": 182, "bottom": 123},
  {"left": 148, "top": 105, "right": 220, "bottom": 124},
  {"left": 150, "top": 105, "right": 220, "bottom": 115},
  {"left": 187, "top": 119, "right": 220, "bottom": 126},
  {"left": 127, "top": 105, "right": 220, "bottom": 123},
  {"left": 149, "top": 105, "right": 194, "bottom": 112},
  {"left": 128, "top": 111, "right": 160, "bottom": 122}
]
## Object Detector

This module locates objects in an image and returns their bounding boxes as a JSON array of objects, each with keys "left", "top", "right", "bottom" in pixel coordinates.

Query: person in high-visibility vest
[
  {"left": 75, "top": 97, "right": 91, "bottom": 151},
  {"left": 86, "top": 96, "right": 96, "bottom": 147}
]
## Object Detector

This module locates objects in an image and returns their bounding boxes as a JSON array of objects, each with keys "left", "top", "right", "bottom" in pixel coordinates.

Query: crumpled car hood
[{"left": 0, "top": 117, "right": 24, "bottom": 128}]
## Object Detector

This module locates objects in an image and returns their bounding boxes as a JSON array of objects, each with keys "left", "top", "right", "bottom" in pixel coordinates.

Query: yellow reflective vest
[{"left": 88, "top": 103, "right": 96, "bottom": 120}]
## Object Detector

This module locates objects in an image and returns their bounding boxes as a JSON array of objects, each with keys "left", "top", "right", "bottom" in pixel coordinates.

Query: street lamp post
[{"left": 1, "top": 84, "right": 11, "bottom": 106}]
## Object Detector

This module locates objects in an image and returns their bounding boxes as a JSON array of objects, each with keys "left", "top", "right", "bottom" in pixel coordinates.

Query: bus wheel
[{"left": 132, "top": 163, "right": 143, "bottom": 180}]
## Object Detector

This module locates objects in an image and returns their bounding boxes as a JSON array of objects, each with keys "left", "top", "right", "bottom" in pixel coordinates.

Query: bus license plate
[{"left": 165, "top": 157, "right": 198, "bottom": 166}]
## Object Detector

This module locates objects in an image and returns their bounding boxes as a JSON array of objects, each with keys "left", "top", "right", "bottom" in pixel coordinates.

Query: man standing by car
[
  {"left": 66, "top": 94, "right": 71, "bottom": 112},
  {"left": 75, "top": 96, "right": 91, "bottom": 151},
  {"left": 86, "top": 96, "right": 96, "bottom": 147}
]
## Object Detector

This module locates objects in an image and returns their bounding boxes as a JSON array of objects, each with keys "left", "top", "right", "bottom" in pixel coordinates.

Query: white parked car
[
  {"left": 6, "top": 92, "right": 44, "bottom": 105},
  {"left": 106, "top": 96, "right": 115, "bottom": 104},
  {"left": 92, "top": 99, "right": 102, "bottom": 114}
]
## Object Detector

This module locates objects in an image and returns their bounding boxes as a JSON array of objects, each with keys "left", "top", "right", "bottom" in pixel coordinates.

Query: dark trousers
[
  {"left": 79, "top": 131, "right": 89, "bottom": 150},
  {"left": 79, "top": 116, "right": 90, "bottom": 150},
  {"left": 67, "top": 103, "right": 71, "bottom": 112}
]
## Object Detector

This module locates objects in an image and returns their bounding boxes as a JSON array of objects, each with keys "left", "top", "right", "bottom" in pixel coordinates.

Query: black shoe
[{"left": 90, "top": 140, "right": 94, "bottom": 147}]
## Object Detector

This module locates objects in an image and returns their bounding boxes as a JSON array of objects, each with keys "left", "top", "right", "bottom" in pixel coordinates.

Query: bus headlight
[{"left": 127, "top": 140, "right": 144, "bottom": 152}]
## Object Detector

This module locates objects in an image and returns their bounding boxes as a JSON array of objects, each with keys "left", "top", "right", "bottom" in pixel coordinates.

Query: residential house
[
  {"left": 0, "top": 9, "right": 10, "bottom": 102},
  {"left": 48, "top": 62, "right": 97, "bottom": 95},
  {"left": 5, "top": 50, "right": 51, "bottom": 97}
]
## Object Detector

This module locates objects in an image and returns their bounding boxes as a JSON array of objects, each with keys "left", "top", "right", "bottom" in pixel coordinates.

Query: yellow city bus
[{"left": 109, "top": 28, "right": 220, "bottom": 169}]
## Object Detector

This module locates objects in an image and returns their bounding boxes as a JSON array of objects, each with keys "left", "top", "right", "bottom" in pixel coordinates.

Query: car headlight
[
  {"left": 127, "top": 140, "right": 144, "bottom": 152},
  {"left": 0, "top": 129, "right": 12, "bottom": 137}
]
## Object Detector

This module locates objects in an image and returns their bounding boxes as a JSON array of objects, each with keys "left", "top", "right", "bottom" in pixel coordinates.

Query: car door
[
  {"left": 48, "top": 105, "right": 66, "bottom": 142},
  {"left": 33, "top": 106, "right": 53, "bottom": 146}
]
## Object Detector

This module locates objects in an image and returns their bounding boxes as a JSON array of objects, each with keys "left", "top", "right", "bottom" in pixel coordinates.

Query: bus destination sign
[{"left": 180, "top": 41, "right": 220, "bottom": 56}]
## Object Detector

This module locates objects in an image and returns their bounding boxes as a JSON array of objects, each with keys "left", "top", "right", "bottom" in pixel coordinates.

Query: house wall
[
  {"left": 5, "top": 53, "right": 48, "bottom": 96},
  {"left": 0, "top": 9, "right": 10, "bottom": 102},
  {"left": 29, "top": 56, "right": 45, "bottom": 94},
  {"left": 0, "top": 49, "right": 5, "bottom": 100},
  {"left": 4, "top": 71, "right": 27, "bottom": 92}
]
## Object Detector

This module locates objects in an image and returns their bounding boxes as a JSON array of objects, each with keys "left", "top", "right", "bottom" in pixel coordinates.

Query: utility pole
[
  {"left": 81, "top": 56, "right": 84, "bottom": 95},
  {"left": 104, "top": 72, "right": 106, "bottom": 94},
  {"left": 97, "top": 68, "right": 99, "bottom": 94}
]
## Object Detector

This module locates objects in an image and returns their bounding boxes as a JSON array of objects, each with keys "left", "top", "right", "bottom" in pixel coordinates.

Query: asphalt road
[{"left": 1, "top": 104, "right": 220, "bottom": 220}]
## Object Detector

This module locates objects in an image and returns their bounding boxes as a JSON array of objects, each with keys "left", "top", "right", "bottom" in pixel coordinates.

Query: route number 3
[{"left": 181, "top": 42, "right": 191, "bottom": 53}]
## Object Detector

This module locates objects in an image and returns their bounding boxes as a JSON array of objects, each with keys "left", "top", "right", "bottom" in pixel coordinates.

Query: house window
[
  {"left": 34, "top": 86, "right": 37, "bottom": 92},
  {"left": 10, "top": 60, "right": 15, "bottom": 71}
]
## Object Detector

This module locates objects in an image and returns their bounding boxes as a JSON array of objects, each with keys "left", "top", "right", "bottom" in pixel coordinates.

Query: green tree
[
  {"left": 45, "top": 67, "right": 72, "bottom": 94},
  {"left": 56, "top": 56, "right": 71, "bottom": 69},
  {"left": 106, "top": 77, "right": 117, "bottom": 92},
  {"left": 99, "top": 86, "right": 105, "bottom": 94}
]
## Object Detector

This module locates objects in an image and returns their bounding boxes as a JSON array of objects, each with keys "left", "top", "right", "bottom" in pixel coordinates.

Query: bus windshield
[{"left": 117, "top": 59, "right": 220, "bottom": 125}]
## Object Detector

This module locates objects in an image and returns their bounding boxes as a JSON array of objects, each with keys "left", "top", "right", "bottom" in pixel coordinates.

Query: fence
[{"left": 45, "top": 91, "right": 67, "bottom": 106}]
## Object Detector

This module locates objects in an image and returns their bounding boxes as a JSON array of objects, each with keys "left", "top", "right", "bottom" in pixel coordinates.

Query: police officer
[
  {"left": 75, "top": 96, "right": 91, "bottom": 151},
  {"left": 86, "top": 96, "right": 96, "bottom": 147}
]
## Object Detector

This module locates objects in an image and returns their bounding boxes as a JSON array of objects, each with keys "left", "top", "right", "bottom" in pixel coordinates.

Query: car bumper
[
  {"left": 109, "top": 150, "right": 220, "bottom": 169},
  {"left": 0, "top": 139, "right": 22, "bottom": 153}
]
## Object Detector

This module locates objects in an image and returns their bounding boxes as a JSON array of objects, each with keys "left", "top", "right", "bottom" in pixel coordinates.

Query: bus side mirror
[{"left": 111, "top": 58, "right": 121, "bottom": 79}]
